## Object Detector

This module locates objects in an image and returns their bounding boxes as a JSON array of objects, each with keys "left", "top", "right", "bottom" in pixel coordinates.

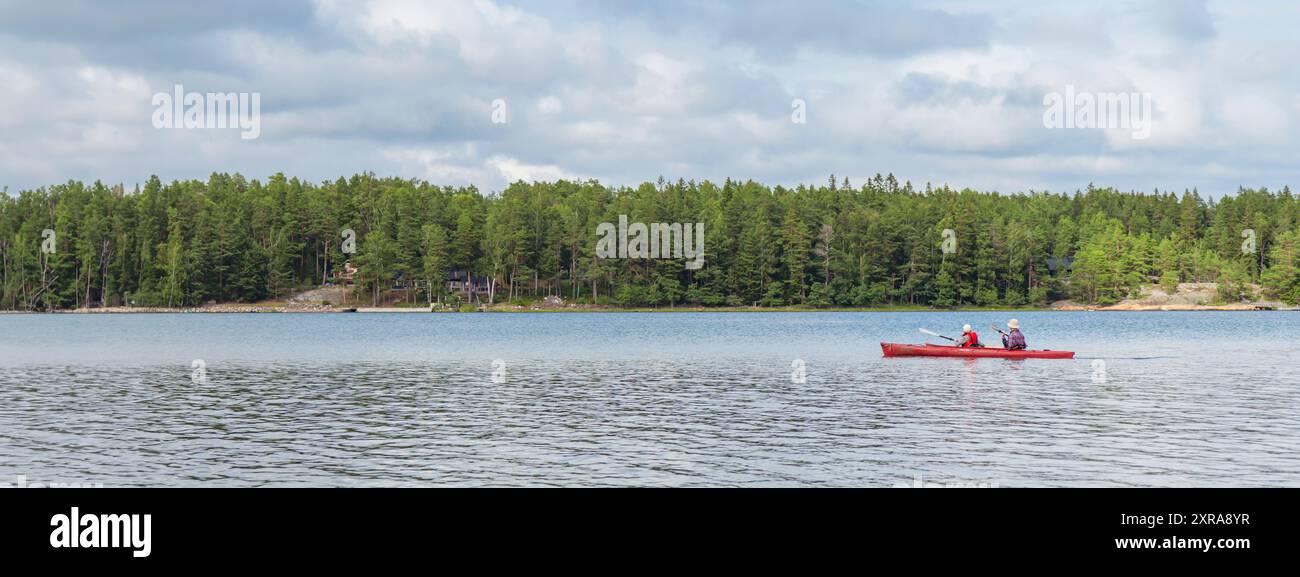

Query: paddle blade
[{"left": 919, "top": 328, "right": 953, "bottom": 341}]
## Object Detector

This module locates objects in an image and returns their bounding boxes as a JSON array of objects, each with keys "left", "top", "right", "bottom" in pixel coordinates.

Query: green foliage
[
  {"left": 421, "top": 223, "right": 449, "bottom": 304},
  {"left": 1159, "top": 269, "right": 1180, "bottom": 295},
  {"left": 1261, "top": 229, "right": 1300, "bottom": 305},
  {"left": 2, "top": 175, "right": 1298, "bottom": 310},
  {"left": 1216, "top": 261, "right": 1251, "bottom": 303}
]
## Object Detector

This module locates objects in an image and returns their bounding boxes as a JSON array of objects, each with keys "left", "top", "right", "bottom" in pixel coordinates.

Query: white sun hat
[
  {"left": 962, "top": 324, "right": 972, "bottom": 333},
  {"left": 1008, "top": 319, "right": 1020, "bottom": 329}
]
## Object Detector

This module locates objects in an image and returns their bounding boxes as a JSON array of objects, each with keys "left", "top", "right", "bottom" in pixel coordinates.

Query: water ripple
[{"left": 1, "top": 312, "right": 1298, "bottom": 486}]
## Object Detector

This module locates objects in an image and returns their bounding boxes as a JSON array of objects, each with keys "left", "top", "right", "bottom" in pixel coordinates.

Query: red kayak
[{"left": 881, "top": 342, "right": 1075, "bottom": 359}]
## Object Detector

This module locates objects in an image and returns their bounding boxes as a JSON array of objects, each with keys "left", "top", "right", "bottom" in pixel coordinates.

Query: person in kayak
[
  {"left": 1001, "top": 319, "right": 1027, "bottom": 350},
  {"left": 957, "top": 324, "right": 983, "bottom": 348}
]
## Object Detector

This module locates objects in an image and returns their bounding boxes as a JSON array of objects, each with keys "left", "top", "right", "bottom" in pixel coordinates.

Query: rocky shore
[
  {"left": 1051, "top": 282, "right": 1292, "bottom": 311},
  {"left": 3, "top": 283, "right": 1293, "bottom": 313}
]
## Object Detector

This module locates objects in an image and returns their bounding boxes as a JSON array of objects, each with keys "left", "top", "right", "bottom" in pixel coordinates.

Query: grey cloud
[
  {"left": 0, "top": 0, "right": 318, "bottom": 40},
  {"left": 894, "top": 72, "right": 1003, "bottom": 106},
  {"left": 558, "top": 0, "right": 994, "bottom": 58},
  {"left": 0, "top": 0, "right": 342, "bottom": 71},
  {"left": 722, "top": 1, "right": 995, "bottom": 58},
  {"left": 1142, "top": 0, "right": 1216, "bottom": 41},
  {"left": 1, "top": 0, "right": 1298, "bottom": 198}
]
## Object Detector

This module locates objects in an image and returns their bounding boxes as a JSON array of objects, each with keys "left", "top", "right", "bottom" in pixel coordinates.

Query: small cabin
[
  {"left": 446, "top": 270, "right": 490, "bottom": 296},
  {"left": 335, "top": 261, "right": 358, "bottom": 283}
]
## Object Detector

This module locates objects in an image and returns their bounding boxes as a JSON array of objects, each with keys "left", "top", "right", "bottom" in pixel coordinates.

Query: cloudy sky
[{"left": 2, "top": 0, "right": 1297, "bottom": 196}]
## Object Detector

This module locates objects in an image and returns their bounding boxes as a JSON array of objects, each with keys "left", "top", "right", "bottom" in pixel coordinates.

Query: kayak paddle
[
  {"left": 989, "top": 324, "right": 1009, "bottom": 337},
  {"left": 919, "top": 328, "right": 956, "bottom": 342}
]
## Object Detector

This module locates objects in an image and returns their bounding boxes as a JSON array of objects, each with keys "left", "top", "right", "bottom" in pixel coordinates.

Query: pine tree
[{"left": 421, "top": 223, "right": 448, "bottom": 305}]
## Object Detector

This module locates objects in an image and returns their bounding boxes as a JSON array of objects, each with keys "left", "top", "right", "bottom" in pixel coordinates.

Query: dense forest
[{"left": 2, "top": 172, "right": 1299, "bottom": 310}]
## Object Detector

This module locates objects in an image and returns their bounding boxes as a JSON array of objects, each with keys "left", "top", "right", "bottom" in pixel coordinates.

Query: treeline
[{"left": 2, "top": 172, "right": 1300, "bottom": 310}]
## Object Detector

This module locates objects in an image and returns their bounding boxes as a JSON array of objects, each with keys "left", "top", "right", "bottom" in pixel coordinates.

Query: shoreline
[{"left": 2, "top": 303, "right": 1292, "bottom": 314}]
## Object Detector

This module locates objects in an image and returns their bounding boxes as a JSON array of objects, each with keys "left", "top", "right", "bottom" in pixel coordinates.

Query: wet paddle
[
  {"left": 919, "top": 328, "right": 956, "bottom": 342},
  {"left": 991, "top": 324, "right": 1023, "bottom": 350}
]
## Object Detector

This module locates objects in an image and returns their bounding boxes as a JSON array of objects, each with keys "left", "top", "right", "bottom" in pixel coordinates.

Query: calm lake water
[{"left": 1, "top": 311, "right": 1297, "bottom": 487}]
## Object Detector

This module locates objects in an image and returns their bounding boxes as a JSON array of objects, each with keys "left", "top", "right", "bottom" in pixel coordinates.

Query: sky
[{"left": 1, "top": 0, "right": 1298, "bottom": 197}]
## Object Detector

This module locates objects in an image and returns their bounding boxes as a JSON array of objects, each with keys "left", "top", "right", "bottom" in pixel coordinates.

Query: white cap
[
  {"left": 962, "top": 324, "right": 972, "bottom": 333},
  {"left": 1008, "top": 319, "right": 1020, "bottom": 329}
]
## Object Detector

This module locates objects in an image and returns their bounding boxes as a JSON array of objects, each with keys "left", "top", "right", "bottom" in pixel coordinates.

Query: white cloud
[
  {"left": 382, "top": 145, "right": 585, "bottom": 190},
  {"left": 2, "top": 0, "right": 1300, "bottom": 197},
  {"left": 536, "top": 96, "right": 562, "bottom": 115},
  {"left": 488, "top": 155, "right": 580, "bottom": 183}
]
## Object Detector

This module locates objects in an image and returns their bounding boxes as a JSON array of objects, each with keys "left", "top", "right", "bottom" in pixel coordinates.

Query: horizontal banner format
[{"left": 0, "top": 488, "right": 1282, "bottom": 567}]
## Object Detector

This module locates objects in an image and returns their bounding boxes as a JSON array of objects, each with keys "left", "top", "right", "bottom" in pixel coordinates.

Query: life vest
[{"left": 961, "top": 331, "right": 980, "bottom": 348}]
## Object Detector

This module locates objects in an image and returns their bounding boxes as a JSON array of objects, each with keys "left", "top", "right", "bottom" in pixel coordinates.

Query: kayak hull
[{"left": 881, "top": 342, "right": 1074, "bottom": 359}]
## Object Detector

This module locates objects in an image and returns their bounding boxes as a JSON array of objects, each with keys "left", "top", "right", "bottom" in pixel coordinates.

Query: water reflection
[{"left": 1, "top": 312, "right": 1298, "bottom": 486}]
